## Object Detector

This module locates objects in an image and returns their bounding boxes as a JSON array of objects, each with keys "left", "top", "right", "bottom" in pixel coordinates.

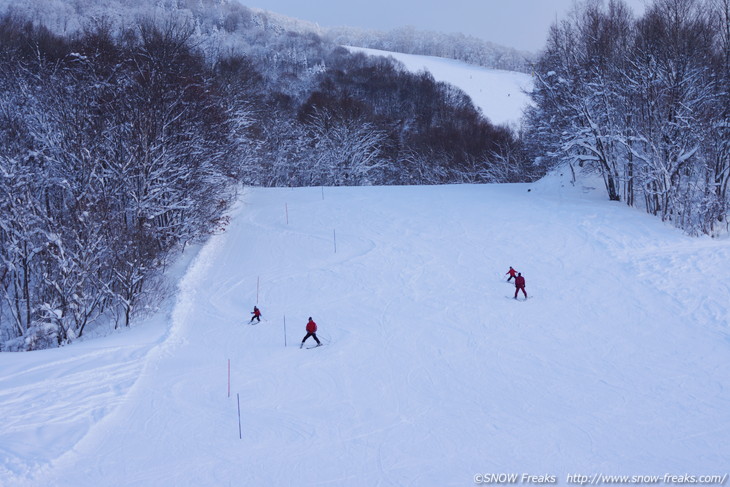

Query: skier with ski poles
[
  {"left": 300, "top": 317, "right": 321, "bottom": 348},
  {"left": 249, "top": 306, "right": 262, "bottom": 324},
  {"left": 514, "top": 272, "right": 527, "bottom": 300}
]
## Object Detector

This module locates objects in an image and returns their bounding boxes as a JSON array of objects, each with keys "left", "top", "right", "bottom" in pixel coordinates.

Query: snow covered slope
[
  {"left": 2, "top": 173, "right": 730, "bottom": 486},
  {"left": 347, "top": 46, "right": 533, "bottom": 127}
]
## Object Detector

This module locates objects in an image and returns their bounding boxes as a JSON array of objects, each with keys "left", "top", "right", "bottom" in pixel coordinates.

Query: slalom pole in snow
[
  {"left": 256, "top": 276, "right": 260, "bottom": 304},
  {"left": 333, "top": 229, "right": 337, "bottom": 254},
  {"left": 283, "top": 315, "right": 287, "bottom": 347},
  {"left": 237, "top": 393, "right": 242, "bottom": 439},
  {"left": 285, "top": 203, "right": 289, "bottom": 225}
]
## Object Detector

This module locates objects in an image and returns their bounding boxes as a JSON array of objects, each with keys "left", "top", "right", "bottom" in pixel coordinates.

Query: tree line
[
  {"left": 324, "top": 25, "right": 534, "bottom": 73},
  {"left": 524, "top": 0, "right": 730, "bottom": 235}
]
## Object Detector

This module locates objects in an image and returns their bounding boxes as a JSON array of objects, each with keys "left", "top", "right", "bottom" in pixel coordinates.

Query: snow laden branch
[{"left": 304, "top": 108, "right": 386, "bottom": 186}]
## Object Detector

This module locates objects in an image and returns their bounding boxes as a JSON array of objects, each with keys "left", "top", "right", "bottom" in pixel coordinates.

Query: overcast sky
[{"left": 241, "top": 0, "right": 648, "bottom": 52}]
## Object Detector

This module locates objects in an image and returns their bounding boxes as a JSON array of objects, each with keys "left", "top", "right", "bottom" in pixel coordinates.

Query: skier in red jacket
[
  {"left": 300, "top": 317, "right": 321, "bottom": 348},
  {"left": 514, "top": 273, "right": 527, "bottom": 300},
  {"left": 249, "top": 306, "right": 262, "bottom": 324},
  {"left": 505, "top": 266, "right": 518, "bottom": 282}
]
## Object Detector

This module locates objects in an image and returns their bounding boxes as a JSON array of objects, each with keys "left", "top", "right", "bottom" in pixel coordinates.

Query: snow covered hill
[
  {"left": 346, "top": 46, "right": 533, "bottom": 127},
  {"left": 2, "top": 172, "right": 730, "bottom": 486}
]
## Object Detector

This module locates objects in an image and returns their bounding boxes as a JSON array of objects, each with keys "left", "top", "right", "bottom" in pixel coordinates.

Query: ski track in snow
[{"left": 2, "top": 177, "right": 729, "bottom": 486}]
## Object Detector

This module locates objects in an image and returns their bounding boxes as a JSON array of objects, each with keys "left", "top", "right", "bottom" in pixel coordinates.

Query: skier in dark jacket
[
  {"left": 249, "top": 306, "right": 262, "bottom": 323},
  {"left": 505, "top": 266, "right": 518, "bottom": 282},
  {"left": 300, "top": 317, "right": 321, "bottom": 348},
  {"left": 514, "top": 273, "right": 527, "bottom": 300}
]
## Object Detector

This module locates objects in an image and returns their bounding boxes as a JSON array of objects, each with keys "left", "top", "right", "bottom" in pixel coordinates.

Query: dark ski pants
[
  {"left": 250, "top": 316, "right": 260, "bottom": 323},
  {"left": 301, "top": 332, "right": 320, "bottom": 345},
  {"left": 514, "top": 286, "right": 527, "bottom": 299}
]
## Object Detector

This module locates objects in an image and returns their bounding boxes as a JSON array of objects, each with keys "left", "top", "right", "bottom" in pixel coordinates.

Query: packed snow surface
[
  {"left": 2, "top": 173, "right": 729, "bottom": 486},
  {"left": 346, "top": 46, "right": 533, "bottom": 127}
]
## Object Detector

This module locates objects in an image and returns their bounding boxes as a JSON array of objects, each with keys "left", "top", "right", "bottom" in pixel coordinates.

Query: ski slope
[
  {"left": 346, "top": 46, "right": 533, "bottom": 127},
  {"left": 2, "top": 172, "right": 730, "bottom": 486},
  {"left": 1, "top": 49, "right": 729, "bottom": 486}
]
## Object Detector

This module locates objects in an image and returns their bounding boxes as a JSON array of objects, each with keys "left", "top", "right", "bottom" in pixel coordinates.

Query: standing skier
[
  {"left": 514, "top": 273, "right": 527, "bottom": 300},
  {"left": 505, "top": 266, "right": 518, "bottom": 282},
  {"left": 300, "top": 317, "right": 321, "bottom": 348},
  {"left": 249, "top": 306, "right": 262, "bottom": 323}
]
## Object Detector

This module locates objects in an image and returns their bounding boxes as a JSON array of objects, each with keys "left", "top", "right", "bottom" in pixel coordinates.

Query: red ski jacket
[
  {"left": 306, "top": 320, "right": 317, "bottom": 333},
  {"left": 253, "top": 308, "right": 261, "bottom": 317},
  {"left": 515, "top": 275, "right": 526, "bottom": 288},
  {"left": 506, "top": 268, "right": 517, "bottom": 277}
]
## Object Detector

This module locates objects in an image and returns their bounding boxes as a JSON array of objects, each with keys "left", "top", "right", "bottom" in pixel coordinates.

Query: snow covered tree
[
  {"left": 624, "top": 0, "right": 718, "bottom": 229},
  {"left": 0, "top": 11, "right": 247, "bottom": 349},
  {"left": 303, "top": 107, "right": 386, "bottom": 186},
  {"left": 526, "top": 0, "right": 635, "bottom": 201},
  {"left": 705, "top": 0, "right": 730, "bottom": 232},
  {"left": 525, "top": 0, "right": 727, "bottom": 234}
]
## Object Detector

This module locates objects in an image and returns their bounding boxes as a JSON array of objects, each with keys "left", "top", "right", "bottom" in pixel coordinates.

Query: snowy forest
[
  {"left": 1, "top": 0, "right": 729, "bottom": 351},
  {"left": 523, "top": 0, "right": 730, "bottom": 236}
]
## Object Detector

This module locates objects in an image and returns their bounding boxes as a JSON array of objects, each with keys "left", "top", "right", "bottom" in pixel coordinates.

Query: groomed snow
[{"left": 2, "top": 172, "right": 729, "bottom": 486}]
